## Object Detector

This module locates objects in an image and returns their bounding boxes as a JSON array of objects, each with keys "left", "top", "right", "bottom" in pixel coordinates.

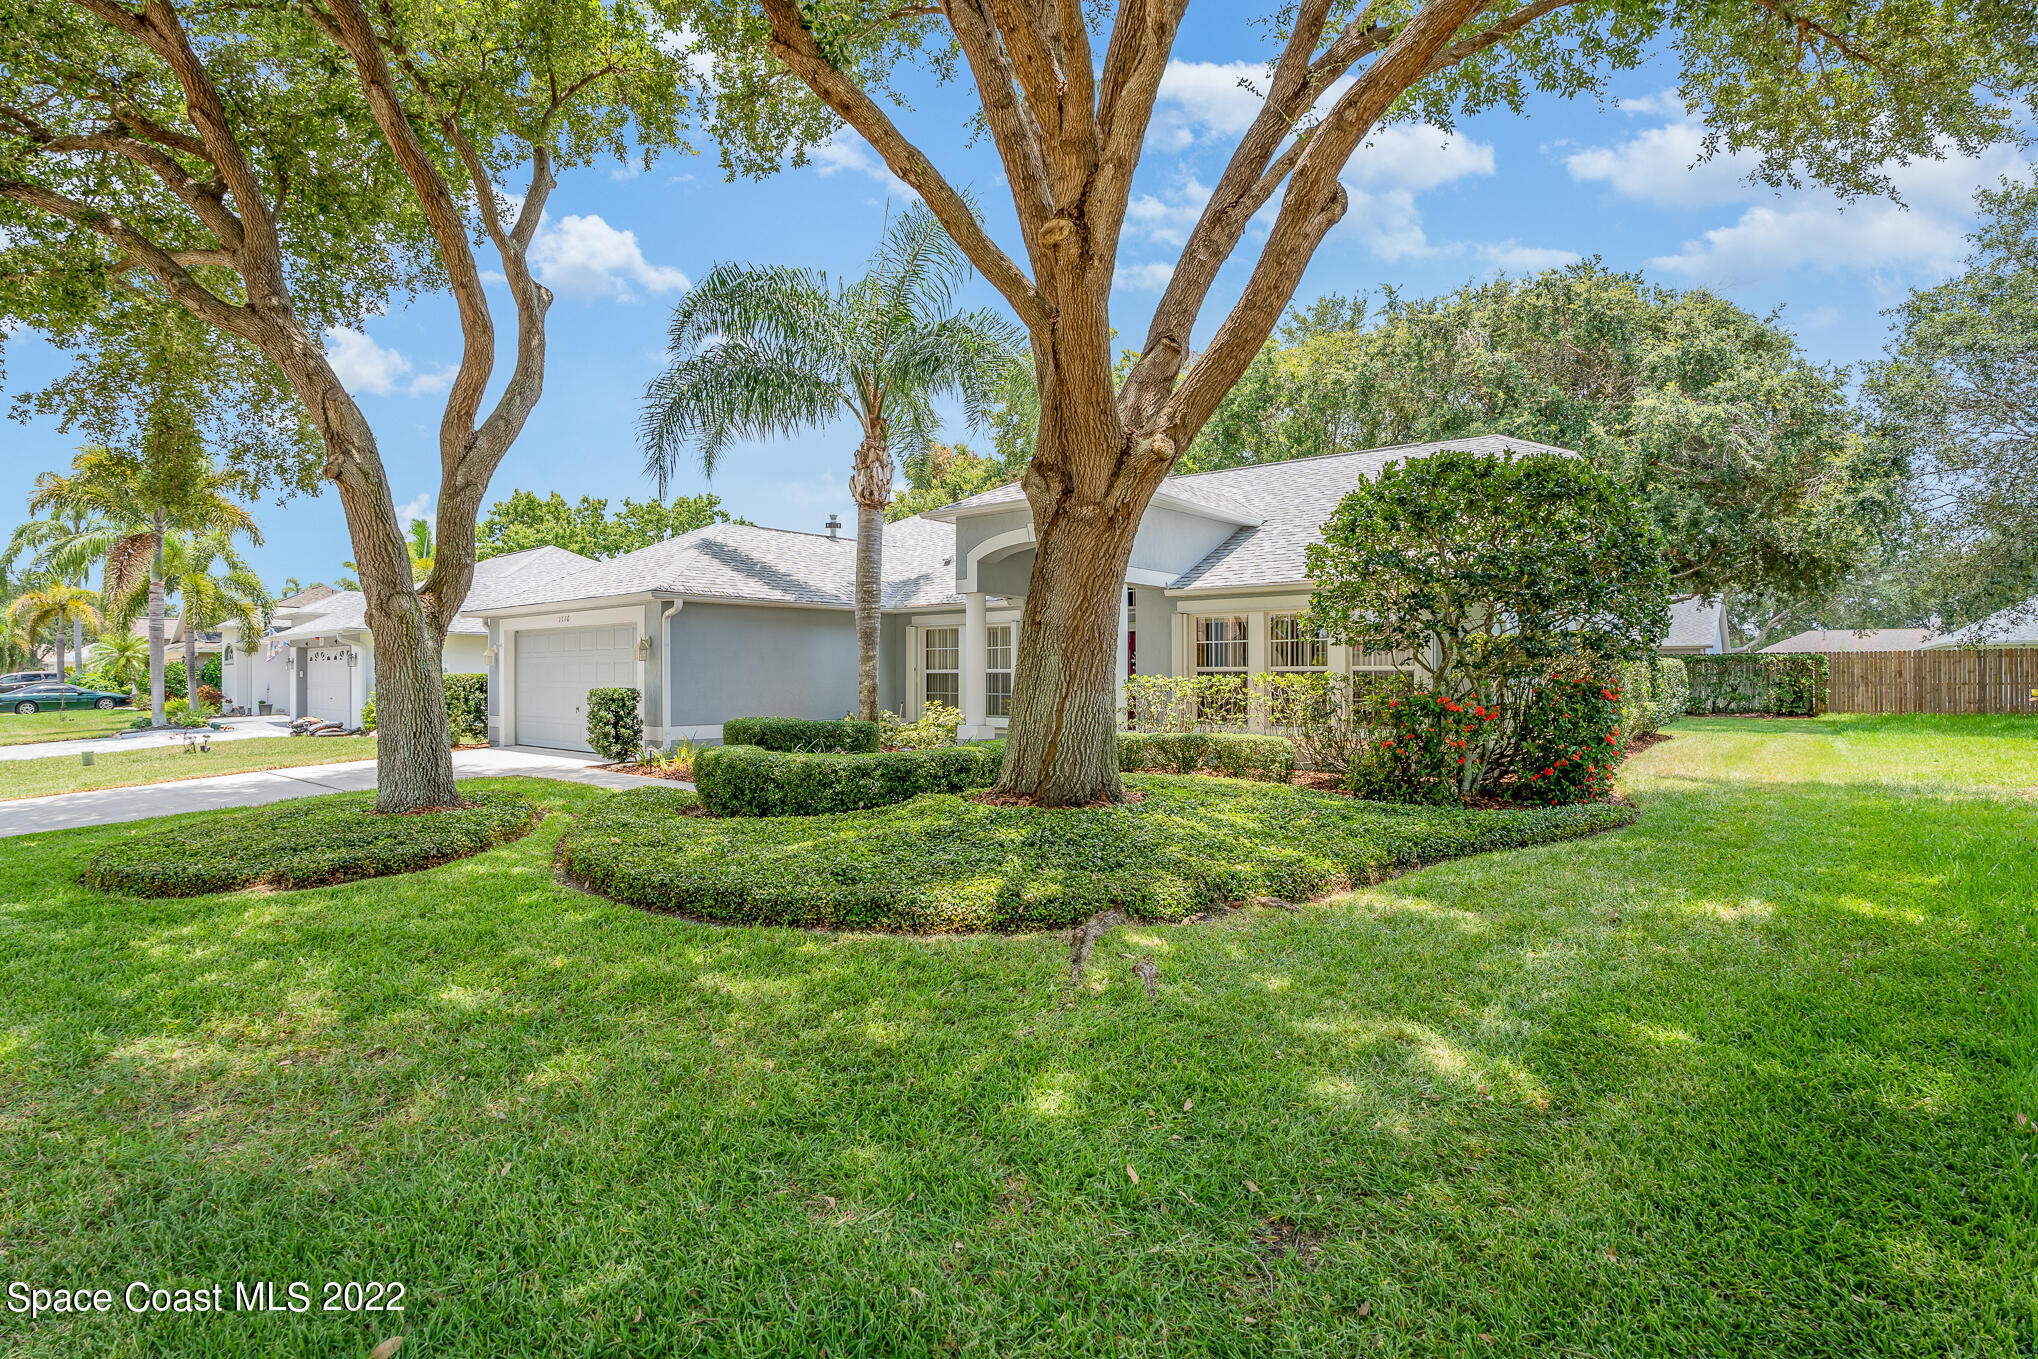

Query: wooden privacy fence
[{"left": 1824, "top": 649, "right": 2038, "bottom": 715}]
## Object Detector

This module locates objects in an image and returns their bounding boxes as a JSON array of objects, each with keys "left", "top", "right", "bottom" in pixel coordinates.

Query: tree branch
[
  {"left": 942, "top": 0, "right": 1055, "bottom": 228},
  {"left": 759, "top": 0, "right": 1051, "bottom": 329}
]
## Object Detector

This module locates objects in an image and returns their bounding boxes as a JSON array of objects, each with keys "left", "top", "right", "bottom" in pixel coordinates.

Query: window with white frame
[
  {"left": 1269, "top": 613, "right": 1329, "bottom": 670},
  {"left": 986, "top": 624, "right": 1013, "bottom": 718},
  {"left": 924, "top": 626, "right": 960, "bottom": 710},
  {"left": 1194, "top": 616, "right": 1248, "bottom": 673}
]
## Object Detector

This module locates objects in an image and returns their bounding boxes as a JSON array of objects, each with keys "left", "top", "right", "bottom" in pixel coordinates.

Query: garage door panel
[
  {"left": 306, "top": 647, "right": 354, "bottom": 725},
  {"left": 514, "top": 625, "right": 636, "bottom": 753}
]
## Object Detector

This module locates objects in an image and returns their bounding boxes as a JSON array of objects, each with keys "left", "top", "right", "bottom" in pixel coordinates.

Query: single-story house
[
  {"left": 1924, "top": 597, "right": 2038, "bottom": 649},
  {"left": 1660, "top": 596, "right": 1730, "bottom": 656},
  {"left": 219, "top": 547, "right": 593, "bottom": 725},
  {"left": 1760, "top": 627, "right": 1939, "bottom": 653},
  {"left": 452, "top": 436, "right": 1699, "bottom": 754}
]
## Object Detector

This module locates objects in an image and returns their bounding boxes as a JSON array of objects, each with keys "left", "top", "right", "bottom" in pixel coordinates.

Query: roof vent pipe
[{"left": 825, "top": 514, "right": 841, "bottom": 540}]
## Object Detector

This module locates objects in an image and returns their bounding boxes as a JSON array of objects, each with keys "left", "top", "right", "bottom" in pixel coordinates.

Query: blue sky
[{"left": 3, "top": 17, "right": 2026, "bottom": 591}]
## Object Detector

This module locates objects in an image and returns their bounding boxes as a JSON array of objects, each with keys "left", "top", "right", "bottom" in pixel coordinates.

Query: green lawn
[
  {"left": 0, "top": 715, "right": 2032, "bottom": 1356},
  {"left": 0, "top": 706, "right": 137, "bottom": 747},
  {"left": 0, "top": 735, "right": 379, "bottom": 800}
]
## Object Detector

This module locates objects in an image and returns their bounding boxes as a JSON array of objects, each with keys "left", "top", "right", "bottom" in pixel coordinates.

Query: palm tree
[
  {"left": 107, "top": 529, "right": 269, "bottom": 707},
  {"left": 87, "top": 629, "right": 151, "bottom": 697},
  {"left": 5, "top": 508, "right": 108, "bottom": 667},
  {"left": 24, "top": 435, "right": 261, "bottom": 726},
  {"left": 7, "top": 582, "right": 102, "bottom": 702},
  {"left": 642, "top": 204, "right": 1025, "bottom": 721},
  {"left": 343, "top": 516, "right": 431, "bottom": 586}
]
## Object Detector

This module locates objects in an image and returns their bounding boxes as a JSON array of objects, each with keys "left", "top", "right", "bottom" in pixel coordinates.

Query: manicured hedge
[
  {"left": 587, "top": 687, "right": 643, "bottom": 763},
  {"left": 1118, "top": 731, "right": 1296, "bottom": 782},
  {"left": 692, "top": 741, "right": 1005, "bottom": 816},
  {"left": 722, "top": 716, "right": 881, "bottom": 753},
  {"left": 82, "top": 787, "right": 540, "bottom": 897},
  {"left": 557, "top": 775, "right": 1636, "bottom": 933},
  {"left": 445, "top": 672, "right": 489, "bottom": 744}
]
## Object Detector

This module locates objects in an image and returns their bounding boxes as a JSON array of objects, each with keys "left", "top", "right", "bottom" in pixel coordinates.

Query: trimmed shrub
[
  {"left": 1615, "top": 659, "right": 1661, "bottom": 743},
  {"left": 1685, "top": 654, "right": 1829, "bottom": 714},
  {"left": 1762, "top": 654, "right": 1828, "bottom": 715},
  {"left": 556, "top": 776, "right": 1637, "bottom": 933},
  {"left": 692, "top": 741, "right": 1004, "bottom": 816},
  {"left": 723, "top": 716, "right": 881, "bottom": 753},
  {"left": 1656, "top": 658, "right": 1689, "bottom": 728},
  {"left": 445, "top": 672, "right": 488, "bottom": 744},
  {"left": 82, "top": 787, "right": 539, "bottom": 897},
  {"left": 1506, "top": 674, "right": 1623, "bottom": 805},
  {"left": 360, "top": 690, "right": 377, "bottom": 733},
  {"left": 587, "top": 687, "right": 643, "bottom": 763},
  {"left": 877, "top": 702, "right": 962, "bottom": 750},
  {"left": 1118, "top": 731, "right": 1296, "bottom": 782}
]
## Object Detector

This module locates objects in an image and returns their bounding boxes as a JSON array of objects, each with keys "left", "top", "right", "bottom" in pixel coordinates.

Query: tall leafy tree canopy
[
  {"left": 1862, "top": 174, "right": 2038, "bottom": 633},
  {"left": 477, "top": 490, "right": 741, "bottom": 561},
  {"left": 1192, "top": 265, "right": 1904, "bottom": 604}
]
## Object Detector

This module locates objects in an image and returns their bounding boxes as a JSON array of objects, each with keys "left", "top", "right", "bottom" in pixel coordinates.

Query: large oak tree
[
  {"left": 0, "top": 0, "right": 830, "bottom": 809},
  {"left": 752, "top": 0, "right": 2032, "bottom": 805}
]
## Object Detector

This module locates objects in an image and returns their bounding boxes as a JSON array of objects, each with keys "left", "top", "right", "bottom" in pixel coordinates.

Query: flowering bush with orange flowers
[
  {"left": 1504, "top": 674, "right": 1624, "bottom": 805},
  {"left": 1348, "top": 691, "right": 1507, "bottom": 806}
]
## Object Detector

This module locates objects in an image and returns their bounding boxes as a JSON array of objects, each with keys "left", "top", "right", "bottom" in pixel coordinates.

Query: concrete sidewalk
[{"left": 0, "top": 745, "right": 681, "bottom": 838}]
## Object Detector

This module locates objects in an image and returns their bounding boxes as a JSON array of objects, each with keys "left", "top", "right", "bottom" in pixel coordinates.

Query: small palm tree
[
  {"left": 5, "top": 508, "right": 107, "bottom": 667},
  {"left": 87, "top": 629, "right": 151, "bottom": 697},
  {"left": 24, "top": 434, "right": 261, "bottom": 726},
  {"left": 642, "top": 203, "right": 1025, "bottom": 721},
  {"left": 343, "top": 516, "right": 431, "bottom": 586},
  {"left": 109, "top": 530, "right": 269, "bottom": 706},
  {"left": 7, "top": 582, "right": 102, "bottom": 701}
]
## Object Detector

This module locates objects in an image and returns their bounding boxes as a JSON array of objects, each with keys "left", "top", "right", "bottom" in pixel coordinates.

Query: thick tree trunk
[
  {"left": 148, "top": 574, "right": 167, "bottom": 727},
  {"left": 365, "top": 596, "right": 459, "bottom": 810},
  {"left": 847, "top": 427, "right": 893, "bottom": 724},
  {"left": 993, "top": 498, "right": 1143, "bottom": 805}
]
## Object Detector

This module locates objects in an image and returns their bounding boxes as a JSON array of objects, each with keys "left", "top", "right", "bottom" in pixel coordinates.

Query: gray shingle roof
[
  {"left": 1167, "top": 436, "right": 1577, "bottom": 590},
  {"left": 464, "top": 518, "right": 961, "bottom": 613},
  {"left": 1661, "top": 595, "right": 1726, "bottom": 652},
  {"left": 1925, "top": 596, "right": 2038, "bottom": 648},
  {"left": 272, "top": 546, "right": 595, "bottom": 641}
]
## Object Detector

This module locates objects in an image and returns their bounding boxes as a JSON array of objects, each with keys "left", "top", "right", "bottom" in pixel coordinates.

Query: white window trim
[
  {"left": 922, "top": 624, "right": 962, "bottom": 714},
  {"left": 1193, "top": 614, "right": 1250, "bottom": 674},
  {"left": 1269, "top": 611, "right": 1331, "bottom": 672},
  {"left": 986, "top": 622, "right": 1014, "bottom": 719}
]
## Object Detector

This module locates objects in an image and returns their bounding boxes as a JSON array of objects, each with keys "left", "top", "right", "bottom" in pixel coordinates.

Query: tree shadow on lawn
[{"left": 0, "top": 775, "right": 2031, "bottom": 1356}]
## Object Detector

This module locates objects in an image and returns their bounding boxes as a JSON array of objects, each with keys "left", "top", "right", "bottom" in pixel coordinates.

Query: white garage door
[
  {"left": 514, "top": 624, "right": 637, "bottom": 752},
  {"left": 305, "top": 646, "right": 354, "bottom": 725}
]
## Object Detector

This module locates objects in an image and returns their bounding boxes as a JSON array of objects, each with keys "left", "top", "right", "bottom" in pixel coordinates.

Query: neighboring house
[
  {"left": 461, "top": 435, "right": 1695, "bottom": 754},
  {"left": 1924, "top": 597, "right": 2038, "bottom": 649},
  {"left": 219, "top": 547, "right": 593, "bottom": 725},
  {"left": 1660, "top": 596, "right": 1730, "bottom": 656},
  {"left": 1760, "top": 627, "right": 1939, "bottom": 654}
]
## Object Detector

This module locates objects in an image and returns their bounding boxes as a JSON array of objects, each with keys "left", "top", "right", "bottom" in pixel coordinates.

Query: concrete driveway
[{"left": 0, "top": 745, "right": 681, "bottom": 838}]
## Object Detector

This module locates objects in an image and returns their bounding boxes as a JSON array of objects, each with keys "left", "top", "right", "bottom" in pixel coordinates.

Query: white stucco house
[
  {"left": 218, "top": 547, "right": 592, "bottom": 726},
  {"left": 227, "top": 437, "right": 1714, "bottom": 753},
  {"left": 1659, "top": 596, "right": 1730, "bottom": 656}
]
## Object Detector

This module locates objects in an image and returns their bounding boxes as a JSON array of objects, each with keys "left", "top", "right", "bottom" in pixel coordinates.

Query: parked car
[
  {"left": 4, "top": 683, "right": 131, "bottom": 713},
  {"left": 0, "top": 670, "right": 60, "bottom": 693}
]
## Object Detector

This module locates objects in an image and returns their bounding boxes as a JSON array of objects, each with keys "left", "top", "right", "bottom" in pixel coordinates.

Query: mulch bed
[
  {"left": 1624, "top": 732, "right": 1673, "bottom": 754},
  {"left": 604, "top": 762, "right": 694, "bottom": 782}
]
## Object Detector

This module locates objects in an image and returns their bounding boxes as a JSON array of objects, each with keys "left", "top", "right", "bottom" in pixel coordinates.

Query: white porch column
[
  {"left": 1116, "top": 585, "right": 1131, "bottom": 729},
  {"left": 959, "top": 591, "right": 994, "bottom": 740}
]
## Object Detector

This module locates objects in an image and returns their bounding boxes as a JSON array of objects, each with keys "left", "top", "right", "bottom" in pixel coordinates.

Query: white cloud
[
  {"left": 1335, "top": 127, "right": 1496, "bottom": 261},
  {"left": 1126, "top": 177, "right": 1212, "bottom": 247},
  {"left": 529, "top": 214, "right": 689, "bottom": 302},
  {"left": 395, "top": 492, "right": 434, "bottom": 524},
  {"left": 323, "top": 328, "right": 454, "bottom": 398},
  {"left": 1476, "top": 242, "right": 1581, "bottom": 273},
  {"left": 1618, "top": 88, "right": 1687, "bottom": 118},
  {"left": 1153, "top": 60, "right": 1269, "bottom": 147},
  {"left": 810, "top": 130, "right": 915, "bottom": 199},
  {"left": 1114, "top": 261, "right": 1176, "bottom": 292},
  {"left": 1565, "top": 118, "right": 1758, "bottom": 208}
]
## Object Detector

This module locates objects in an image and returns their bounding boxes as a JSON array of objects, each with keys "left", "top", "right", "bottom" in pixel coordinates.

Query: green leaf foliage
[
  {"left": 1116, "top": 732, "right": 1296, "bottom": 783},
  {"left": 1192, "top": 266, "right": 1902, "bottom": 603},
  {"left": 81, "top": 786, "right": 539, "bottom": 896},
  {"left": 556, "top": 775, "right": 1637, "bottom": 932},
  {"left": 476, "top": 490, "right": 740, "bottom": 561},
  {"left": 722, "top": 716, "right": 881, "bottom": 753},
  {"left": 586, "top": 688, "right": 643, "bottom": 764},
  {"left": 691, "top": 741, "right": 1005, "bottom": 816},
  {"left": 444, "top": 673, "right": 488, "bottom": 745}
]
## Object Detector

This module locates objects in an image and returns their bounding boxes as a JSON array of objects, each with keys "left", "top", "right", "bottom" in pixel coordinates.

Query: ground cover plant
[
  {"left": 0, "top": 707, "right": 136, "bottom": 747},
  {"left": 722, "top": 716, "right": 882, "bottom": 753},
  {"left": 0, "top": 720, "right": 2032, "bottom": 1355},
  {"left": 0, "top": 735, "right": 378, "bottom": 801},
  {"left": 80, "top": 785, "right": 538, "bottom": 896},
  {"left": 563, "top": 775, "right": 1635, "bottom": 931}
]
